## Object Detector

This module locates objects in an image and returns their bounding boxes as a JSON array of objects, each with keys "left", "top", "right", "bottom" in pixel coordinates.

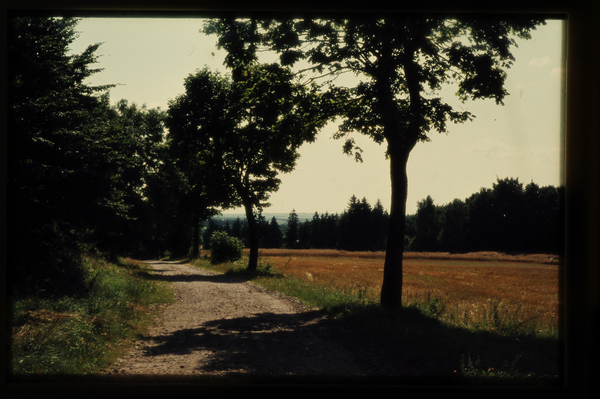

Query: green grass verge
[
  {"left": 190, "top": 256, "right": 562, "bottom": 385},
  {"left": 9, "top": 256, "right": 175, "bottom": 376}
]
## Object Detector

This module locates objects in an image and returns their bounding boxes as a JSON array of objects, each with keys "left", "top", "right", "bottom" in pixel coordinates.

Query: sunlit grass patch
[{"left": 9, "top": 256, "right": 174, "bottom": 376}]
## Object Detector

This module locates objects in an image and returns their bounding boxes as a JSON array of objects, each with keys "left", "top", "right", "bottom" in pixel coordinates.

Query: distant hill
[{"left": 213, "top": 213, "right": 315, "bottom": 225}]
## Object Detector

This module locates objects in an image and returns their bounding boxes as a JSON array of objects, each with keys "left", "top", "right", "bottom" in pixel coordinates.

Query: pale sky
[{"left": 69, "top": 17, "right": 565, "bottom": 216}]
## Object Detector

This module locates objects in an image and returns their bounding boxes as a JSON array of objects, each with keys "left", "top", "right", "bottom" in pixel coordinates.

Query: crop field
[{"left": 245, "top": 249, "right": 561, "bottom": 333}]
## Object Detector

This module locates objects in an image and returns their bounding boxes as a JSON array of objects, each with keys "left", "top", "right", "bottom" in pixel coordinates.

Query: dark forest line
[{"left": 202, "top": 177, "right": 564, "bottom": 256}]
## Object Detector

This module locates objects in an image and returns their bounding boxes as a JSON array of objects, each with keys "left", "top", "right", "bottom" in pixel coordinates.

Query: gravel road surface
[{"left": 102, "top": 260, "right": 389, "bottom": 381}]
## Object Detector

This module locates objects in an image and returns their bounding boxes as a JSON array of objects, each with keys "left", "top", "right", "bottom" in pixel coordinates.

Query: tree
[
  {"left": 89, "top": 98, "right": 167, "bottom": 258},
  {"left": 465, "top": 187, "right": 495, "bottom": 251},
  {"left": 265, "top": 216, "right": 284, "bottom": 248},
  {"left": 413, "top": 195, "right": 440, "bottom": 251},
  {"left": 285, "top": 209, "right": 299, "bottom": 248},
  {"left": 166, "top": 64, "right": 328, "bottom": 271},
  {"left": 371, "top": 199, "right": 389, "bottom": 251},
  {"left": 231, "top": 217, "right": 248, "bottom": 244},
  {"left": 338, "top": 195, "right": 383, "bottom": 251},
  {"left": 439, "top": 198, "right": 468, "bottom": 253},
  {"left": 338, "top": 195, "right": 360, "bottom": 250},
  {"left": 298, "top": 219, "right": 311, "bottom": 249},
  {"left": 404, "top": 214, "right": 418, "bottom": 251},
  {"left": 320, "top": 212, "right": 340, "bottom": 249},
  {"left": 309, "top": 212, "right": 322, "bottom": 248},
  {"left": 204, "top": 15, "right": 544, "bottom": 308},
  {"left": 7, "top": 16, "right": 121, "bottom": 296},
  {"left": 202, "top": 219, "right": 220, "bottom": 251},
  {"left": 491, "top": 177, "right": 528, "bottom": 252}
]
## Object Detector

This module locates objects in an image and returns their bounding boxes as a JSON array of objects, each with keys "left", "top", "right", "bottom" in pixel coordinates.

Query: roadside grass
[
  {"left": 190, "top": 252, "right": 561, "bottom": 384},
  {"left": 9, "top": 256, "right": 174, "bottom": 377}
]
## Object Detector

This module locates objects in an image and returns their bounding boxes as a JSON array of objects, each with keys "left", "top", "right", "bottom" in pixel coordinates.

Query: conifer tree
[{"left": 285, "top": 209, "right": 299, "bottom": 249}]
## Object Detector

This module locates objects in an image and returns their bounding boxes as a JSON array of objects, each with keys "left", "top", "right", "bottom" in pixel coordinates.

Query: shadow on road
[
  {"left": 138, "top": 271, "right": 253, "bottom": 284},
  {"left": 114, "top": 260, "right": 562, "bottom": 386},
  {"left": 141, "top": 310, "right": 350, "bottom": 375}
]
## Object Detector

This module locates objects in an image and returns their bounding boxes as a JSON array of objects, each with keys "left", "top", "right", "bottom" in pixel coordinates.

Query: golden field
[{"left": 244, "top": 249, "right": 561, "bottom": 331}]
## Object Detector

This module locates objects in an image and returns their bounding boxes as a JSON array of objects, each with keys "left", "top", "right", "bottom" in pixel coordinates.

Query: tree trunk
[
  {"left": 380, "top": 145, "right": 413, "bottom": 309},
  {"left": 244, "top": 202, "right": 259, "bottom": 272},
  {"left": 190, "top": 212, "right": 201, "bottom": 259},
  {"left": 378, "top": 32, "right": 422, "bottom": 309}
]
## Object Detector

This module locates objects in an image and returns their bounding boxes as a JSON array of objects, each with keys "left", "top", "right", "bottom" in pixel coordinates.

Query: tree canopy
[
  {"left": 203, "top": 15, "right": 546, "bottom": 308},
  {"left": 165, "top": 63, "right": 330, "bottom": 270},
  {"left": 7, "top": 16, "right": 168, "bottom": 296}
]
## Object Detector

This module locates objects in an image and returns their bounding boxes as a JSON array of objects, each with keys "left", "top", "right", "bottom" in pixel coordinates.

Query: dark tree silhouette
[
  {"left": 265, "top": 216, "right": 284, "bottom": 248},
  {"left": 414, "top": 195, "right": 439, "bottom": 252},
  {"left": 166, "top": 64, "right": 328, "bottom": 271},
  {"left": 204, "top": 15, "right": 545, "bottom": 308},
  {"left": 410, "top": 177, "right": 563, "bottom": 255},
  {"left": 6, "top": 16, "right": 148, "bottom": 295},
  {"left": 438, "top": 198, "right": 468, "bottom": 253},
  {"left": 285, "top": 209, "right": 300, "bottom": 249}
]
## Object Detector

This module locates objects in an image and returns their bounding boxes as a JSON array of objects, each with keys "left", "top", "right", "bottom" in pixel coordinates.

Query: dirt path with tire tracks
[{"left": 101, "top": 260, "right": 391, "bottom": 381}]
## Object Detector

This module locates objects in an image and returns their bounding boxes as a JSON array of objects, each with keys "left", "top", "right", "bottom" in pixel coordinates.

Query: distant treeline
[
  {"left": 204, "top": 177, "right": 564, "bottom": 255},
  {"left": 204, "top": 195, "right": 389, "bottom": 252}
]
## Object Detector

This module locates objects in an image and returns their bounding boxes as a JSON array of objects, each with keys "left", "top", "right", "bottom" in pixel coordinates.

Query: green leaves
[
  {"left": 166, "top": 62, "right": 331, "bottom": 223},
  {"left": 8, "top": 16, "right": 173, "bottom": 285},
  {"left": 202, "top": 14, "right": 546, "bottom": 307},
  {"left": 204, "top": 16, "right": 543, "bottom": 147}
]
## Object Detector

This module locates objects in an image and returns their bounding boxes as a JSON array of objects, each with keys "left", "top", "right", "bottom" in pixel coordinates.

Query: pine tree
[
  {"left": 266, "top": 216, "right": 284, "bottom": 248},
  {"left": 8, "top": 16, "right": 115, "bottom": 296},
  {"left": 371, "top": 199, "right": 389, "bottom": 251},
  {"left": 284, "top": 210, "right": 298, "bottom": 249}
]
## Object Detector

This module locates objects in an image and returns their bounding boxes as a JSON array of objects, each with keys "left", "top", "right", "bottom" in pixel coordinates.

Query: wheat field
[{"left": 246, "top": 249, "right": 560, "bottom": 331}]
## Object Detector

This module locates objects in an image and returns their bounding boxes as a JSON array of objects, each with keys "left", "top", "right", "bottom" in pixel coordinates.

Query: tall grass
[
  {"left": 254, "top": 252, "right": 559, "bottom": 334},
  {"left": 9, "top": 256, "right": 174, "bottom": 376},
  {"left": 193, "top": 255, "right": 558, "bottom": 338},
  {"left": 190, "top": 255, "right": 561, "bottom": 382}
]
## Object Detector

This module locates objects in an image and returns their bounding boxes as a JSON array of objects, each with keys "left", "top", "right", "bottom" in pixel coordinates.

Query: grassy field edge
[
  {"left": 190, "top": 255, "right": 562, "bottom": 384},
  {"left": 8, "top": 256, "right": 175, "bottom": 377}
]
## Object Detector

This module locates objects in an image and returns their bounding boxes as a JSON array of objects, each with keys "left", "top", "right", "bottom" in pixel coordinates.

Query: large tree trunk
[
  {"left": 378, "top": 31, "right": 422, "bottom": 309},
  {"left": 380, "top": 145, "right": 412, "bottom": 309},
  {"left": 244, "top": 202, "right": 259, "bottom": 272}
]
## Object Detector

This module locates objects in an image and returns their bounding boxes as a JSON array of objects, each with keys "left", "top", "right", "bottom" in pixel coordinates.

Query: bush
[{"left": 209, "top": 231, "right": 243, "bottom": 265}]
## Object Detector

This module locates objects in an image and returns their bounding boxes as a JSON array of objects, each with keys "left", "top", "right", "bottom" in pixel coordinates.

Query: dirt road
[{"left": 103, "top": 260, "right": 383, "bottom": 380}]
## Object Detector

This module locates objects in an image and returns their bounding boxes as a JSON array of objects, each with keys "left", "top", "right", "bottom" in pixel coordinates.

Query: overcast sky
[{"left": 69, "top": 16, "right": 565, "bottom": 216}]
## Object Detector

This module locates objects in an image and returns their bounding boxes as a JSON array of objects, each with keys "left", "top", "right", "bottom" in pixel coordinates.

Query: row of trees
[
  {"left": 286, "top": 196, "right": 390, "bottom": 251},
  {"left": 7, "top": 16, "right": 330, "bottom": 295},
  {"left": 407, "top": 178, "right": 563, "bottom": 254},
  {"left": 203, "top": 195, "right": 390, "bottom": 252},
  {"left": 9, "top": 14, "right": 546, "bottom": 310},
  {"left": 8, "top": 16, "right": 168, "bottom": 297},
  {"left": 202, "top": 178, "right": 563, "bottom": 256}
]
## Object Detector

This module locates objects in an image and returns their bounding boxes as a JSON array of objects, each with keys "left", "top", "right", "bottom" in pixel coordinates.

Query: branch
[{"left": 298, "top": 68, "right": 353, "bottom": 86}]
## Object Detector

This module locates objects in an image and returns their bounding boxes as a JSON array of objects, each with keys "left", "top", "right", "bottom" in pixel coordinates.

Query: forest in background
[{"left": 202, "top": 177, "right": 563, "bottom": 255}]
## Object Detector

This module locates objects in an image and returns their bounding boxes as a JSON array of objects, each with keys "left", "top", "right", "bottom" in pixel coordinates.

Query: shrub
[{"left": 209, "top": 231, "right": 243, "bottom": 265}]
